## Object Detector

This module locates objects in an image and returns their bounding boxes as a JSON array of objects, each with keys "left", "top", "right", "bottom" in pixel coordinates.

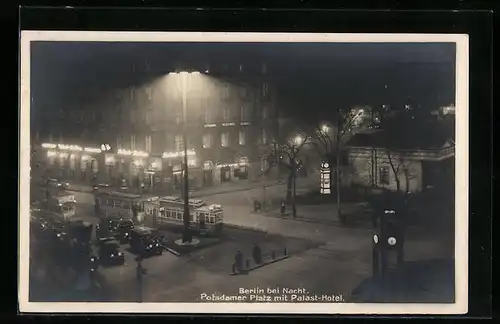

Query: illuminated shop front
[
  {"left": 162, "top": 149, "right": 198, "bottom": 190},
  {"left": 41, "top": 143, "right": 103, "bottom": 183},
  {"left": 116, "top": 149, "right": 150, "bottom": 190},
  {"left": 202, "top": 160, "right": 214, "bottom": 186},
  {"left": 216, "top": 157, "right": 249, "bottom": 183}
]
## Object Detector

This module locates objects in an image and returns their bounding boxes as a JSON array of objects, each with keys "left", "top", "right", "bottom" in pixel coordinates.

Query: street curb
[
  {"left": 258, "top": 212, "right": 374, "bottom": 229},
  {"left": 224, "top": 224, "right": 268, "bottom": 234}
]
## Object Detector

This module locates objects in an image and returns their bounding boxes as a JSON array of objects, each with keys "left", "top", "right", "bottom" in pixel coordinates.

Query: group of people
[{"left": 233, "top": 244, "right": 263, "bottom": 273}]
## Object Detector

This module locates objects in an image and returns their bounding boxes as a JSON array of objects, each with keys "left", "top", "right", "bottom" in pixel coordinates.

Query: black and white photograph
[{"left": 19, "top": 32, "right": 468, "bottom": 314}]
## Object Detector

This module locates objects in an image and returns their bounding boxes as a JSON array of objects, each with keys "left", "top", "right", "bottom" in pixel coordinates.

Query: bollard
[
  {"left": 245, "top": 259, "right": 250, "bottom": 269},
  {"left": 284, "top": 247, "right": 287, "bottom": 256},
  {"left": 272, "top": 251, "right": 275, "bottom": 259}
]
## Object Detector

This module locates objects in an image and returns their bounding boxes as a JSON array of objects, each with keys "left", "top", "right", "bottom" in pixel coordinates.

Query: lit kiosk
[
  {"left": 320, "top": 162, "right": 331, "bottom": 194},
  {"left": 372, "top": 209, "right": 405, "bottom": 281}
]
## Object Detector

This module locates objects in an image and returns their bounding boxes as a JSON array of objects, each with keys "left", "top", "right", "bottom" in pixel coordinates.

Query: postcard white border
[{"left": 19, "top": 31, "right": 469, "bottom": 315}]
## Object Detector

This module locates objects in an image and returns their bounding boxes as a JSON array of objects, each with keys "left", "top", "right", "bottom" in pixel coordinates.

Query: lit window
[
  {"left": 262, "top": 105, "right": 269, "bottom": 119},
  {"left": 145, "top": 110, "right": 153, "bottom": 125},
  {"left": 261, "top": 129, "right": 267, "bottom": 145},
  {"left": 202, "top": 134, "right": 212, "bottom": 148},
  {"left": 204, "top": 106, "right": 212, "bottom": 123},
  {"left": 379, "top": 167, "right": 390, "bottom": 185},
  {"left": 131, "top": 135, "right": 136, "bottom": 150},
  {"left": 145, "top": 87, "right": 153, "bottom": 101},
  {"left": 222, "top": 84, "right": 230, "bottom": 98},
  {"left": 221, "top": 132, "right": 229, "bottom": 147},
  {"left": 222, "top": 106, "right": 231, "bottom": 121},
  {"left": 130, "top": 87, "right": 135, "bottom": 101},
  {"left": 262, "top": 83, "right": 269, "bottom": 98},
  {"left": 174, "top": 135, "right": 184, "bottom": 152},
  {"left": 145, "top": 135, "right": 152, "bottom": 153},
  {"left": 239, "top": 130, "right": 246, "bottom": 146},
  {"left": 240, "top": 105, "right": 248, "bottom": 121}
]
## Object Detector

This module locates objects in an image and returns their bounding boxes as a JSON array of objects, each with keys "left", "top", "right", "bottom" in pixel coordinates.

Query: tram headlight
[
  {"left": 110, "top": 254, "right": 114, "bottom": 258},
  {"left": 149, "top": 244, "right": 153, "bottom": 248},
  {"left": 388, "top": 236, "right": 397, "bottom": 246}
]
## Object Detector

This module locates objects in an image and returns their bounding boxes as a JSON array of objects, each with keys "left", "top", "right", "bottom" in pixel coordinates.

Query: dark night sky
[{"left": 31, "top": 41, "right": 456, "bottom": 120}]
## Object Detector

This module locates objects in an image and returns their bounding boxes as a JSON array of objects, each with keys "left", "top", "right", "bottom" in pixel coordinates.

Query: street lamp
[{"left": 168, "top": 70, "right": 200, "bottom": 243}]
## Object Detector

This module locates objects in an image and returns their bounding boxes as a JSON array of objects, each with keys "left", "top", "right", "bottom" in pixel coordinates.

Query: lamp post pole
[{"left": 180, "top": 73, "right": 192, "bottom": 243}]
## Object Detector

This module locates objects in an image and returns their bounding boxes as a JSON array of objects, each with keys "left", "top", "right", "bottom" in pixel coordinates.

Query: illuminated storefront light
[
  {"left": 133, "top": 159, "right": 144, "bottom": 167},
  {"left": 58, "top": 144, "right": 83, "bottom": 152},
  {"left": 105, "top": 155, "right": 115, "bottom": 165},
  {"left": 216, "top": 163, "right": 240, "bottom": 169},
  {"left": 162, "top": 149, "right": 196, "bottom": 159},
  {"left": 42, "top": 143, "right": 57, "bottom": 149},
  {"left": 59, "top": 152, "right": 69, "bottom": 159},
  {"left": 84, "top": 147, "right": 102, "bottom": 153},
  {"left": 47, "top": 150, "right": 57, "bottom": 157},
  {"left": 81, "top": 154, "right": 90, "bottom": 162},
  {"left": 117, "top": 149, "right": 149, "bottom": 157}
]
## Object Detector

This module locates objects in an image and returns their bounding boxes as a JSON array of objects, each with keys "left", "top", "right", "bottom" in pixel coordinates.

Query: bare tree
[
  {"left": 260, "top": 131, "right": 310, "bottom": 218},
  {"left": 311, "top": 106, "right": 369, "bottom": 223}
]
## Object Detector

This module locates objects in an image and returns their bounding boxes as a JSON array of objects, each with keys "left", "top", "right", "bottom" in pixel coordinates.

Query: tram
[
  {"left": 94, "top": 190, "right": 149, "bottom": 222},
  {"left": 144, "top": 196, "right": 224, "bottom": 235}
]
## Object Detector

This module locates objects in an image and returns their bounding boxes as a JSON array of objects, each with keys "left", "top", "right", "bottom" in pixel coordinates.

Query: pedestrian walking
[
  {"left": 135, "top": 256, "right": 147, "bottom": 302},
  {"left": 252, "top": 244, "right": 262, "bottom": 265},
  {"left": 235, "top": 250, "right": 243, "bottom": 272}
]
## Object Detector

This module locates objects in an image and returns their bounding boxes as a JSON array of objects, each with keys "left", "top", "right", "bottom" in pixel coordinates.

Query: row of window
[
  {"left": 117, "top": 128, "right": 269, "bottom": 152},
  {"left": 98, "top": 199, "right": 145, "bottom": 212},
  {"left": 118, "top": 81, "right": 270, "bottom": 104}
]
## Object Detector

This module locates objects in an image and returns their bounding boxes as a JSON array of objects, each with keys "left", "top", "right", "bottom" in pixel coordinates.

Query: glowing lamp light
[
  {"left": 59, "top": 152, "right": 68, "bottom": 159},
  {"left": 47, "top": 150, "right": 57, "bottom": 157},
  {"left": 84, "top": 147, "right": 102, "bottom": 153},
  {"left": 42, "top": 143, "right": 57, "bottom": 149},
  {"left": 388, "top": 237, "right": 397, "bottom": 246},
  {"left": 162, "top": 149, "right": 196, "bottom": 159},
  {"left": 133, "top": 160, "right": 144, "bottom": 167},
  {"left": 321, "top": 125, "right": 329, "bottom": 133},
  {"left": 105, "top": 156, "right": 115, "bottom": 164},
  {"left": 151, "top": 162, "right": 157, "bottom": 169},
  {"left": 81, "top": 155, "right": 90, "bottom": 162},
  {"left": 58, "top": 144, "right": 83, "bottom": 152},
  {"left": 373, "top": 234, "right": 379, "bottom": 244},
  {"left": 294, "top": 135, "right": 303, "bottom": 145}
]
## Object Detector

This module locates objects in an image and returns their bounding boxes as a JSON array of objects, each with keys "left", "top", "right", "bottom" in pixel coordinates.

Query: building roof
[{"left": 346, "top": 121, "right": 454, "bottom": 151}]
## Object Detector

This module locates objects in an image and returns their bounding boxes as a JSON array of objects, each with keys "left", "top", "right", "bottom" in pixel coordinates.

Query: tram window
[
  {"left": 61, "top": 203, "right": 72, "bottom": 213},
  {"left": 136, "top": 203, "right": 144, "bottom": 212}
]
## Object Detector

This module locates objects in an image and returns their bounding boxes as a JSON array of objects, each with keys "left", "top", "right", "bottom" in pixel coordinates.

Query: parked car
[
  {"left": 98, "top": 239, "right": 125, "bottom": 266},
  {"left": 109, "top": 218, "right": 135, "bottom": 243},
  {"left": 46, "top": 178, "right": 70, "bottom": 189},
  {"left": 129, "top": 226, "right": 163, "bottom": 256}
]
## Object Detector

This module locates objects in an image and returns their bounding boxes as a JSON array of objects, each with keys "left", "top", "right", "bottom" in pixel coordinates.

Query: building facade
[
  {"left": 32, "top": 62, "right": 280, "bottom": 194},
  {"left": 346, "top": 130, "right": 455, "bottom": 193}
]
